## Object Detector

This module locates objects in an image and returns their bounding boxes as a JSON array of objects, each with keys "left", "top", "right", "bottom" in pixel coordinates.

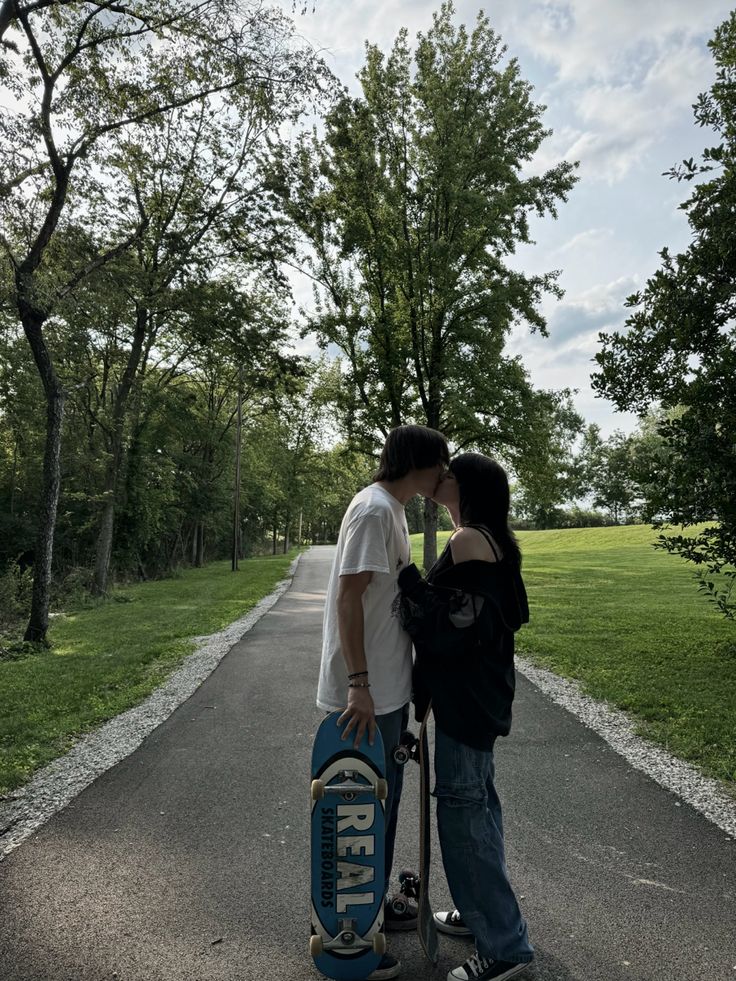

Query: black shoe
[
  {"left": 368, "top": 953, "right": 401, "bottom": 980},
  {"left": 434, "top": 909, "right": 473, "bottom": 937},
  {"left": 447, "top": 952, "right": 532, "bottom": 981},
  {"left": 384, "top": 894, "right": 418, "bottom": 931}
]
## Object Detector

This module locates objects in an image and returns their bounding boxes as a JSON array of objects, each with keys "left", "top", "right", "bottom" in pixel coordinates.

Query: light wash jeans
[
  {"left": 433, "top": 726, "right": 534, "bottom": 964},
  {"left": 375, "top": 703, "right": 410, "bottom": 896}
]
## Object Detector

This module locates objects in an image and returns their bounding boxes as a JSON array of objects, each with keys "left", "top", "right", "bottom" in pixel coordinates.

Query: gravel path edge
[
  {"left": 0, "top": 555, "right": 302, "bottom": 861},
  {"left": 516, "top": 653, "right": 736, "bottom": 839}
]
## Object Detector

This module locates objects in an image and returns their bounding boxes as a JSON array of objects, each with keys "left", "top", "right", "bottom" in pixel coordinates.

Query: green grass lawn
[
  {"left": 4, "top": 530, "right": 734, "bottom": 798},
  {"left": 0, "top": 553, "right": 297, "bottom": 794},
  {"left": 411, "top": 526, "right": 736, "bottom": 786}
]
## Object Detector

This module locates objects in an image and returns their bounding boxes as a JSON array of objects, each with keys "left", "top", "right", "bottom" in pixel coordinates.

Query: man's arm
[{"left": 336, "top": 571, "right": 376, "bottom": 748}]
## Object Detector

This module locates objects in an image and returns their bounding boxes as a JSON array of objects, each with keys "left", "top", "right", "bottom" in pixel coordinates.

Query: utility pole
[{"left": 232, "top": 366, "right": 243, "bottom": 571}]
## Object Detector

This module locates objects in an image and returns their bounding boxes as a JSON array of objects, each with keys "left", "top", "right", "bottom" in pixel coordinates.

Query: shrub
[{"left": 0, "top": 562, "right": 33, "bottom": 628}]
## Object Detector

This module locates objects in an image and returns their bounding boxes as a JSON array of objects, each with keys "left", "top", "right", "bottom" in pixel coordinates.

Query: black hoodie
[{"left": 398, "top": 545, "right": 529, "bottom": 750}]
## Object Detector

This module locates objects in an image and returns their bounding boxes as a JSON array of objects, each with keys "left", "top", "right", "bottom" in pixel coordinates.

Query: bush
[
  {"left": 0, "top": 562, "right": 33, "bottom": 628},
  {"left": 557, "top": 507, "right": 615, "bottom": 528},
  {"left": 50, "top": 566, "right": 97, "bottom": 609},
  {"left": 0, "top": 638, "right": 47, "bottom": 662}
]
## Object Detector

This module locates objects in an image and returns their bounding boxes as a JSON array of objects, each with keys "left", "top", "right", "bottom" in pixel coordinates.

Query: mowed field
[{"left": 411, "top": 526, "right": 736, "bottom": 786}]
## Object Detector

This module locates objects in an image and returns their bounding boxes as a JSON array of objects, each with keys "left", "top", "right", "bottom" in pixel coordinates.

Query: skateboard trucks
[
  {"left": 311, "top": 769, "right": 388, "bottom": 801},
  {"left": 392, "top": 730, "right": 420, "bottom": 766},
  {"left": 390, "top": 734, "right": 422, "bottom": 915},
  {"left": 309, "top": 920, "right": 386, "bottom": 957},
  {"left": 388, "top": 869, "right": 420, "bottom": 916}
]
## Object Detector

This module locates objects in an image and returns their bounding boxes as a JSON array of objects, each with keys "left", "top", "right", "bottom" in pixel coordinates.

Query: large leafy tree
[
  {"left": 270, "top": 2, "right": 577, "bottom": 566},
  {"left": 80, "top": 85, "right": 304, "bottom": 595},
  {"left": 0, "top": 0, "right": 324, "bottom": 639},
  {"left": 593, "top": 12, "right": 736, "bottom": 618}
]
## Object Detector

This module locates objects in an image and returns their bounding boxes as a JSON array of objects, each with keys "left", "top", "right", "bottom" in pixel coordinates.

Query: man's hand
[{"left": 338, "top": 686, "right": 376, "bottom": 748}]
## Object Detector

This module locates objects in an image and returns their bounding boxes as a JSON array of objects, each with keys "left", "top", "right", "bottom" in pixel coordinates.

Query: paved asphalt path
[{"left": 1, "top": 546, "right": 735, "bottom": 981}]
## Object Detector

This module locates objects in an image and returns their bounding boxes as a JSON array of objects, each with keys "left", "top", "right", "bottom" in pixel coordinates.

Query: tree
[
  {"left": 512, "top": 392, "right": 584, "bottom": 528},
  {"left": 629, "top": 409, "right": 682, "bottom": 522},
  {"left": 588, "top": 430, "right": 638, "bottom": 525},
  {"left": 270, "top": 2, "right": 577, "bottom": 568},
  {"left": 593, "top": 11, "right": 736, "bottom": 617},
  {"left": 81, "top": 84, "right": 305, "bottom": 594},
  {"left": 0, "top": 0, "right": 324, "bottom": 639}
]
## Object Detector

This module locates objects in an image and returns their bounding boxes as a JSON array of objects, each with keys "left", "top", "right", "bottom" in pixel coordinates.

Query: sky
[{"left": 277, "top": 0, "right": 733, "bottom": 438}]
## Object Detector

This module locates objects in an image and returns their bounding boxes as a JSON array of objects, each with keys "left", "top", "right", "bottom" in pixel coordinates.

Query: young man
[{"left": 317, "top": 424, "right": 449, "bottom": 981}]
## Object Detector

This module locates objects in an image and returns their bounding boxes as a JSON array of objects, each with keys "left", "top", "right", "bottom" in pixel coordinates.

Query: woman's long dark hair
[{"left": 449, "top": 453, "right": 521, "bottom": 567}]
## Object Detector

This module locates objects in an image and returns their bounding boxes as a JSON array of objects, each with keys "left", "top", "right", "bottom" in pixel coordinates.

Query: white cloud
[
  {"left": 510, "top": 0, "right": 730, "bottom": 84},
  {"left": 506, "top": 276, "right": 639, "bottom": 428},
  {"left": 552, "top": 227, "right": 614, "bottom": 257},
  {"left": 549, "top": 275, "right": 638, "bottom": 344},
  {"left": 287, "top": 0, "right": 728, "bottom": 182},
  {"left": 562, "top": 41, "right": 715, "bottom": 182},
  {"left": 512, "top": 275, "right": 638, "bottom": 347},
  {"left": 283, "top": 0, "right": 437, "bottom": 80},
  {"left": 505, "top": 1, "right": 729, "bottom": 183}
]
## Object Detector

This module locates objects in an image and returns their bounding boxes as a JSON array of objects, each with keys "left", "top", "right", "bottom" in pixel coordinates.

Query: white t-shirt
[{"left": 317, "top": 483, "right": 412, "bottom": 715}]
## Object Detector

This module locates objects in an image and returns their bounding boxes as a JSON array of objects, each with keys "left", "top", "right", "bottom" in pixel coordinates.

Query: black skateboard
[{"left": 392, "top": 706, "right": 439, "bottom": 964}]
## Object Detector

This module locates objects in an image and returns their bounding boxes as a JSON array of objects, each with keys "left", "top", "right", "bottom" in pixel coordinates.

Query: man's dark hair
[
  {"left": 450, "top": 452, "right": 522, "bottom": 567},
  {"left": 373, "top": 425, "right": 449, "bottom": 482}
]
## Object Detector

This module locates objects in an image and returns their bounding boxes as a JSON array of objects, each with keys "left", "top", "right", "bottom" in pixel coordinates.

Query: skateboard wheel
[
  {"left": 375, "top": 778, "right": 388, "bottom": 800},
  {"left": 372, "top": 933, "right": 386, "bottom": 955},
  {"left": 311, "top": 779, "right": 325, "bottom": 800},
  {"left": 310, "top": 934, "right": 324, "bottom": 956}
]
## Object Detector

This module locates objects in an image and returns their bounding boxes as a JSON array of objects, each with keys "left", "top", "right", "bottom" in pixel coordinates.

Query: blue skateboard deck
[{"left": 310, "top": 712, "right": 387, "bottom": 980}]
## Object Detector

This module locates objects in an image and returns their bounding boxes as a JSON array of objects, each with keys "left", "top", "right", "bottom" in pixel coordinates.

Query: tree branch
[
  {"left": 70, "top": 79, "right": 257, "bottom": 162},
  {"left": 0, "top": 158, "right": 51, "bottom": 198},
  {"left": 53, "top": 1, "right": 214, "bottom": 80},
  {"left": 0, "top": 230, "right": 19, "bottom": 268},
  {"left": 56, "top": 219, "right": 148, "bottom": 302}
]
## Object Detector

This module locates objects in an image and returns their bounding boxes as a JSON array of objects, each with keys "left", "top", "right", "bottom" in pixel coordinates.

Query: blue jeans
[
  {"left": 375, "top": 704, "right": 410, "bottom": 896},
  {"left": 433, "top": 726, "right": 534, "bottom": 964}
]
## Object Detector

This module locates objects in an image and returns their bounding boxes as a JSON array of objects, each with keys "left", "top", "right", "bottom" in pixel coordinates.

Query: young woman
[{"left": 398, "top": 453, "right": 534, "bottom": 981}]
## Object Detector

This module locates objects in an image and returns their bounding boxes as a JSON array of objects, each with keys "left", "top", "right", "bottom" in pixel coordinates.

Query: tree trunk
[
  {"left": 22, "top": 310, "right": 65, "bottom": 643},
  {"left": 422, "top": 497, "right": 438, "bottom": 573},
  {"left": 191, "top": 521, "right": 205, "bottom": 567},
  {"left": 91, "top": 306, "right": 148, "bottom": 596},
  {"left": 421, "top": 395, "right": 442, "bottom": 568},
  {"left": 196, "top": 522, "right": 205, "bottom": 567},
  {"left": 283, "top": 508, "right": 291, "bottom": 554},
  {"left": 232, "top": 369, "right": 242, "bottom": 572},
  {"left": 93, "top": 495, "right": 116, "bottom": 596},
  {"left": 9, "top": 434, "right": 18, "bottom": 516}
]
